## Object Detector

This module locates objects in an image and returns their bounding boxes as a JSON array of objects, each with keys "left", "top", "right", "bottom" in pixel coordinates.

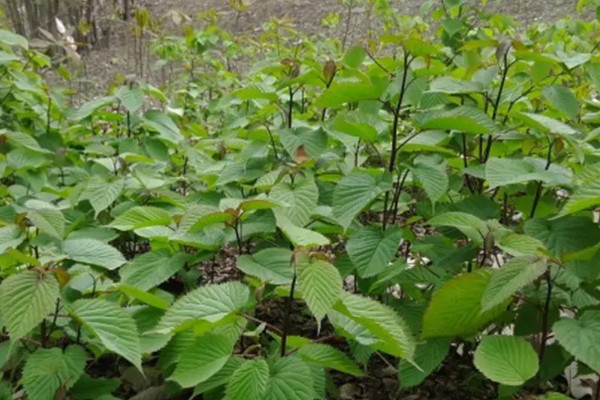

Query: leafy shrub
[{"left": 1, "top": 1, "right": 600, "bottom": 399}]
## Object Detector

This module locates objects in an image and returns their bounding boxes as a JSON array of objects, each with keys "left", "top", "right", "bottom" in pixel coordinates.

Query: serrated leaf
[
  {"left": 428, "top": 212, "right": 488, "bottom": 244},
  {"left": 226, "top": 359, "right": 269, "bottom": 400},
  {"left": 525, "top": 217, "right": 600, "bottom": 257},
  {"left": 496, "top": 232, "right": 546, "bottom": 257},
  {"left": 413, "top": 106, "right": 497, "bottom": 134},
  {"left": 270, "top": 178, "right": 318, "bottom": 227},
  {"left": 279, "top": 127, "right": 328, "bottom": 159},
  {"left": 482, "top": 257, "right": 546, "bottom": 311},
  {"left": 276, "top": 214, "right": 330, "bottom": 248},
  {"left": 0, "top": 225, "right": 25, "bottom": 253},
  {"left": 80, "top": 176, "right": 124, "bottom": 216},
  {"left": 63, "top": 238, "right": 126, "bottom": 270},
  {"left": 298, "top": 260, "right": 343, "bottom": 325},
  {"left": 263, "top": 357, "right": 314, "bottom": 400},
  {"left": 170, "top": 333, "right": 234, "bottom": 388},
  {"left": 143, "top": 110, "right": 182, "bottom": 144},
  {"left": 333, "top": 292, "right": 415, "bottom": 359},
  {"left": 193, "top": 357, "right": 244, "bottom": 396},
  {"left": 474, "top": 336, "right": 539, "bottom": 385},
  {"left": 0, "top": 270, "right": 59, "bottom": 341},
  {"left": 70, "top": 299, "right": 142, "bottom": 370},
  {"left": 542, "top": 85, "right": 578, "bottom": 120},
  {"left": 115, "top": 86, "right": 144, "bottom": 113},
  {"left": 119, "top": 285, "right": 170, "bottom": 310},
  {"left": 413, "top": 157, "right": 448, "bottom": 204},
  {"left": 422, "top": 271, "right": 506, "bottom": 338},
  {"left": 120, "top": 251, "right": 189, "bottom": 291},
  {"left": 560, "top": 163, "right": 600, "bottom": 216},
  {"left": 157, "top": 281, "right": 250, "bottom": 333},
  {"left": 429, "top": 76, "right": 483, "bottom": 94},
  {"left": 315, "top": 82, "right": 385, "bottom": 108},
  {"left": 237, "top": 248, "right": 294, "bottom": 285},
  {"left": 398, "top": 338, "right": 450, "bottom": 388},
  {"left": 485, "top": 157, "right": 571, "bottom": 188},
  {"left": 109, "top": 206, "right": 172, "bottom": 231},
  {"left": 22, "top": 346, "right": 86, "bottom": 400},
  {"left": 27, "top": 207, "right": 64, "bottom": 239},
  {"left": 517, "top": 112, "right": 577, "bottom": 136},
  {"left": 346, "top": 227, "right": 403, "bottom": 278},
  {"left": 553, "top": 311, "right": 600, "bottom": 374},
  {"left": 298, "top": 343, "right": 363, "bottom": 376},
  {"left": 332, "top": 171, "right": 392, "bottom": 229}
]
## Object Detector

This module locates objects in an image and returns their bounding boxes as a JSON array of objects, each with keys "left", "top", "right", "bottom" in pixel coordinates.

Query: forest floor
[{"left": 67, "top": 0, "right": 586, "bottom": 100}]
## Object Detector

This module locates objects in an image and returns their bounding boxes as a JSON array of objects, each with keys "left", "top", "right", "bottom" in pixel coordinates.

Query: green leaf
[
  {"left": 542, "top": 85, "right": 578, "bottom": 120},
  {"left": 346, "top": 227, "right": 403, "bottom": 278},
  {"left": 63, "top": 238, "right": 126, "bottom": 270},
  {"left": 333, "top": 115, "right": 378, "bottom": 141},
  {"left": 70, "top": 375, "right": 120, "bottom": 399},
  {"left": 412, "top": 156, "right": 448, "bottom": 204},
  {"left": 143, "top": 110, "right": 182, "bottom": 144},
  {"left": 560, "top": 163, "right": 600, "bottom": 216},
  {"left": 279, "top": 127, "right": 328, "bottom": 159},
  {"left": 0, "top": 225, "right": 25, "bottom": 253},
  {"left": 120, "top": 251, "right": 189, "bottom": 291},
  {"left": 485, "top": 157, "right": 571, "bottom": 188},
  {"left": 482, "top": 257, "right": 546, "bottom": 311},
  {"left": 398, "top": 338, "right": 450, "bottom": 388},
  {"left": 413, "top": 106, "right": 497, "bottom": 134},
  {"left": 429, "top": 76, "right": 483, "bottom": 94},
  {"left": 270, "top": 178, "right": 318, "bottom": 227},
  {"left": 0, "top": 270, "right": 59, "bottom": 342},
  {"left": 80, "top": 176, "right": 124, "bottom": 216},
  {"left": 27, "top": 207, "right": 65, "bottom": 239},
  {"left": 333, "top": 292, "right": 415, "bottom": 359},
  {"left": 315, "top": 82, "right": 385, "bottom": 108},
  {"left": 428, "top": 212, "right": 488, "bottom": 244},
  {"left": 298, "top": 344, "right": 363, "bottom": 376},
  {"left": 22, "top": 346, "right": 86, "bottom": 400},
  {"left": 0, "top": 29, "right": 28, "bottom": 49},
  {"left": 170, "top": 333, "right": 234, "bottom": 388},
  {"left": 276, "top": 214, "right": 330, "bottom": 248},
  {"left": 474, "top": 336, "right": 539, "bottom": 386},
  {"left": 496, "top": 232, "right": 546, "bottom": 257},
  {"left": 119, "top": 285, "right": 170, "bottom": 310},
  {"left": 525, "top": 217, "right": 600, "bottom": 257},
  {"left": 193, "top": 357, "right": 244, "bottom": 396},
  {"left": 115, "top": 86, "right": 144, "bottom": 113},
  {"left": 109, "top": 206, "right": 172, "bottom": 231},
  {"left": 263, "top": 357, "right": 314, "bottom": 400},
  {"left": 553, "top": 311, "right": 600, "bottom": 374},
  {"left": 344, "top": 47, "right": 366, "bottom": 68},
  {"left": 179, "top": 205, "right": 233, "bottom": 232},
  {"left": 422, "top": 271, "right": 506, "bottom": 338},
  {"left": 517, "top": 112, "right": 577, "bottom": 136},
  {"left": 226, "top": 359, "right": 270, "bottom": 400},
  {"left": 157, "top": 281, "right": 250, "bottom": 333},
  {"left": 237, "top": 248, "right": 294, "bottom": 285},
  {"left": 70, "top": 299, "right": 142, "bottom": 370},
  {"left": 298, "top": 260, "right": 343, "bottom": 326},
  {"left": 332, "top": 171, "right": 392, "bottom": 229}
]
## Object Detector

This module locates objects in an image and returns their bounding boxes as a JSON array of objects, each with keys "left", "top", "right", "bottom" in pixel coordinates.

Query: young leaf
[
  {"left": 170, "top": 333, "right": 234, "bottom": 388},
  {"left": 63, "top": 238, "right": 126, "bottom": 270},
  {"left": 0, "top": 270, "right": 59, "bottom": 342},
  {"left": 226, "top": 359, "right": 270, "bottom": 400},
  {"left": 298, "top": 260, "right": 343, "bottom": 326},
  {"left": 422, "top": 271, "right": 506, "bottom": 338},
  {"left": 157, "top": 281, "right": 250, "bottom": 333},
  {"left": 482, "top": 257, "right": 547, "bottom": 311},
  {"left": 80, "top": 176, "right": 124, "bottom": 216},
  {"left": 553, "top": 311, "right": 600, "bottom": 374},
  {"left": 346, "top": 227, "right": 403, "bottom": 278},
  {"left": 70, "top": 299, "right": 142, "bottom": 370},
  {"left": 298, "top": 343, "right": 363, "bottom": 377},
  {"left": 473, "top": 336, "right": 539, "bottom": 386}
]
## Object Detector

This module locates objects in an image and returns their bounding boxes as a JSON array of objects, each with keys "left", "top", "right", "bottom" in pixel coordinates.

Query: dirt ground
[{"left": 68, "top": 0, "right": 585, "bottom": 99}]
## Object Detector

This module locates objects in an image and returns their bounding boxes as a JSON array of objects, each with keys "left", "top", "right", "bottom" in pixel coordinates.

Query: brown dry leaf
[
  {"left": 294, "top": 145, "right": 309, "bottom": 164},
  {"left": 323, "top": 60, "right": 337, "bottom": 84}
]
